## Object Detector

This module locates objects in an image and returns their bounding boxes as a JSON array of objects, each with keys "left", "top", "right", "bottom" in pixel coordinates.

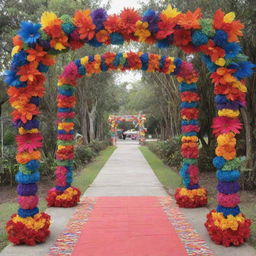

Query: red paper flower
[
  {"left": 211, "top": 117, "right": 242, "bottom": 136},
  {"left": 173, "top": 29, "right": 192, "bottom": 46},
  {"left": 16, "top": 133, "right": 43, "bottom": 153},
  {"left": 177, "top": 8, "right": 202, "bottom": 30},
  {"left": 156, "top": 14, "right": 175, "bottom": 40},
  {"left": 200, "top": 40, "right": 225, "bottom": 62},
  {"left": 119, "top": 8, "right": 141, "bottom": 37}
]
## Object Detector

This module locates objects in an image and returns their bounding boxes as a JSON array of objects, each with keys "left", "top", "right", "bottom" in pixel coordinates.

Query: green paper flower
[
  {"left": 222, "top": 157, "right": 243, "bottom": 170},
  {"left": 200, "top": 18, "right": 215, "bottom": 37},
  {"left": 60, "top": 14, "right": 73, "bottom": 24}
]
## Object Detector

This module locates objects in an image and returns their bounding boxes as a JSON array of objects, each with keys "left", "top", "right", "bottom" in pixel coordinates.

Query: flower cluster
[
  {"left": 6, "top": 212, "right": 50, "bottom": 245},
  {"left": 205, "top": 210, "right": 251, "bottom": 246},
  {"left": 175, "top": 187, "right": 207, "bottom": 208},
  {"left": 46, "top": 187, "right": 81, "bottom": 207},
  {"left": 175, "top": 62, "right": 207, "bottom": 208}
]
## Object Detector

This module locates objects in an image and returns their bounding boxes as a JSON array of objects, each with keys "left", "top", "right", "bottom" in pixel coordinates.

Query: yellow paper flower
[
  {"left": 19, "top": 127, "right": 39, "bottom": 135},
  {"left": 11, "top": 46, "right": 20, "bottom": 56},
  {"left": 80, "top": 56, "right": 89, "bottom": 65},
  {"left": 218, "top": 109, "right": 240, "bottom": 118},
  {"left": 41, "top": 12, "right": 58, "bottom": 29},
  {"left": 134, "top": 21, "right": 151, "bottom": 42},
  {"left": 162, "top": 4, "right": 181, "bottom": 18},
  {"left": 215, "top": 58, "right": 226, "bottom": 66},
  {"left": 231, "top": 81, "right": 247, "bottom": 93},
  {"left": 224, "top": 12, "right": 235, "bottom": 23}
]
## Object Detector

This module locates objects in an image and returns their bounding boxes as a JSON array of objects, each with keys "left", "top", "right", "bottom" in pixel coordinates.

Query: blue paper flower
[
  {"left": 38, "top": 63, "right": 49, "bottom": 73},
  {"left": 216, "top": 205, "right": 240, "bottom": 217},
  {"left": 224, "top": 43, "right": 241, "bottom": 59},
  {"left": 181, "top": 102, "right": 198, "bottom": 108},
  {"left": 216, "top": 170, "right": 240, "bottom": 182},
  {"left": 18, "top": 207, "right": 39, "bottom": 218},
  {"left": 25, "top": 160, "right": 40, "bottom": 171},
  {"left": 191, "top": 30, "right": 208, "bottom": 46},
  {"left": 213, "top": 30, "right": 228, "bottom": 47},
  {"left": 213, "top": 156, "right": 226, "bottom": 169},
  {"left": 179, "top": 163, "right": 190, "bottom": 187},
  {"left": 201, "top": 54, "right": 217, "bottom": 72},
  {"left": 140, "top": 53, "right": 149, "bottom": 70},
  {"left": 18, "top": 21, "right": 41, "bottom": 45},
  {"left": 11, "top": 50, "right": 28, "bottom": 70},
  {"left": 4, "top": 70, "right": 26, "bottom": 88},
  {"left": 88, "top": 38, "right": 102, "bottom": 47},
  {"left": 232, "top": 61, "right": 256, "bottom": 80},
  {"left": 179, "top": 82, "right": 197, "bottom": 92},
  {"left": 16, "top": 171, "right": 40, "bottom": 184},
  {"left": 172, "top": 58, "right": 182, "bottom": 75},
  {"left": 110, "top": 33, "right": 124, "bottom": 45},
  {"left": 62, "top": 23, "right": 75, "bottom": 35},
  {"left": 181, "top": 120, "right": 199, "bottom": 126},
  {"left": 157, "top": 35, "right": 173, "bottom": 48}
]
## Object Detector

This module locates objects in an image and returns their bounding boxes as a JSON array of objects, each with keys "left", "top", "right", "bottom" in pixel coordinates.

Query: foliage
[
  {"left": 74, "top": 140, "right": 110, "bottom": 167},
  {"left": 147, "top": 137, "right": 182, "bottom": 168}
]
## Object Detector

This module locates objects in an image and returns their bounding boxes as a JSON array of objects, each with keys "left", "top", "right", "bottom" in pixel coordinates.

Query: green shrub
[
  {"left": 3, "top": 129, "right": 16, "bottom": 146},
  {"left": 198, "top": 143, "right": 215, "bottom": 172},
  {"left": 0, "top": 146, "right": 18, "bottom": 185},
  {"left": 74, "top": 145, "right": 96, "bottom": 167},
  {"left": 147, "top": 136, "right": 182, "bottom": 168}
]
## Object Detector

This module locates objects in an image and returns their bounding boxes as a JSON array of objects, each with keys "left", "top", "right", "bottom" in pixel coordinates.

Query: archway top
[{"left": 108, "top": 114, "right": 146, "bottom": 123}]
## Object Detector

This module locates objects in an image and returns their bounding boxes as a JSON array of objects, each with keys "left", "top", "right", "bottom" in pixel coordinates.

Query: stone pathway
[
  {"left": 85, "top": 141, "right": 166, "bottom": 196},
  {"left": 1, "top": 140, "right": 256, "bottom": 256}
]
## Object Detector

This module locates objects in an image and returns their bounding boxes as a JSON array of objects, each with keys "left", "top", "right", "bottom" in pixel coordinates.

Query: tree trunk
[
  {"left": 88, "top": 103, "right": 97, "bottom": 142},
  {"left": 241, "top": 108, "right": 253, "bottom": 168}
]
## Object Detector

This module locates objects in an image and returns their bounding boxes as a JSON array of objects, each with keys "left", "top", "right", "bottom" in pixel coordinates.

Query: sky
[{"left": 102, "top": 0, "right": 149, "bottom": 87}]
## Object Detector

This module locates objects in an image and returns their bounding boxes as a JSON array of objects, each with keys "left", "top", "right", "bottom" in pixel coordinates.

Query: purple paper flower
[
  {"left": 17, "top": 183, "right": 38, "bottom": 196},
  {"left": 142, "top": 9, "right": 159, "bottom": 33},
  {"left": 91, "top": 8, "right": 108, "bottom": 31},
  {"left": 217, "top": 181, "right": 239, "bottom": 194}
]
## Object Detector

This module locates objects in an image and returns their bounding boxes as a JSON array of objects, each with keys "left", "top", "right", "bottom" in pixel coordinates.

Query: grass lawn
[
  {"left": 139, "top": 146, "right": 182, "bottom": 191},
  {"left": 0, "top": 146, "right": 115, "bottom": 251}
]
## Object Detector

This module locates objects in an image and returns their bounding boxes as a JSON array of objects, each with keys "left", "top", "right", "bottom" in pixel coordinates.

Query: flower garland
[
  {"left": 174, "top": 62, "right": 207, "bottom": 208},
  {"left": 3, "top": 5, "right": 254, "bottom": 246}
]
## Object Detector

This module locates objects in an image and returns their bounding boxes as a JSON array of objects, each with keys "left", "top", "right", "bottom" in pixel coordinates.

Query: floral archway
[
  {"left": 108, "top": 114, "right": 147, "bottom": 145},
  {"left": 4, "top": 5, "right": 255, "bottom": 247}
]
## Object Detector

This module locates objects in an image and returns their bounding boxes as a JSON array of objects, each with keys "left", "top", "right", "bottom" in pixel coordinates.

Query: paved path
[
  {"left": 1, "top": 140, "right": 256, "bottom": 256},
  {"left": 85, "top": 141, "right": 167, "bottom": 196}
]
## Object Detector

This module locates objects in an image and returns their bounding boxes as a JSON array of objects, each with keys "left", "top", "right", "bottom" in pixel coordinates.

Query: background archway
[{"left": 108, "top": 114, "right": 147, "bottom": 145}]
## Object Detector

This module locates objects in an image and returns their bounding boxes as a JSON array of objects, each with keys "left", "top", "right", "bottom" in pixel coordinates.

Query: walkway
[
  {"left": 1, "top": 141, "right": 256, "bottom": 256},
  {"left": 85, "top": 141, "right": 166, "bottom": 196}
]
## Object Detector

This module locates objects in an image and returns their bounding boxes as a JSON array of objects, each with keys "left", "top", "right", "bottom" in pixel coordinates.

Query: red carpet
[{"left": 71, "top": 197, "right": 187, "bottom": 256}]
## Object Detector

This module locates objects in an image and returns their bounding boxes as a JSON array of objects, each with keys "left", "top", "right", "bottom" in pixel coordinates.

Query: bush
[
  {"left": 198, "top": 143, "right": 216, "bottom": 172},
  {"left": 74, "top": 145, "right": 96, "bottom": 167},
  {"left": 0, "top": 146, "right": 18, "bottom": 185},
  {"left": 147, "top": 136, "right": 182, "bottom": 168}
]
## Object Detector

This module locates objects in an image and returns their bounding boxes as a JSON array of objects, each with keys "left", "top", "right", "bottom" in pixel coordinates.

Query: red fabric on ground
[{"left": 71, "top": 197, "right": 188, "bottom": 256}]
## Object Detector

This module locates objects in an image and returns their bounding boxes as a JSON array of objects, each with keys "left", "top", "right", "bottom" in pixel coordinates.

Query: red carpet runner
[{"left": 48, "top": 197, "right": 213, "bottom": 256}]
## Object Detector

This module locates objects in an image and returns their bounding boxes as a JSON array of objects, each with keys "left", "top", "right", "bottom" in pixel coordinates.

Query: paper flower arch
[{"left": 4, "top": 5, "right": 255, "bottom": 246}]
